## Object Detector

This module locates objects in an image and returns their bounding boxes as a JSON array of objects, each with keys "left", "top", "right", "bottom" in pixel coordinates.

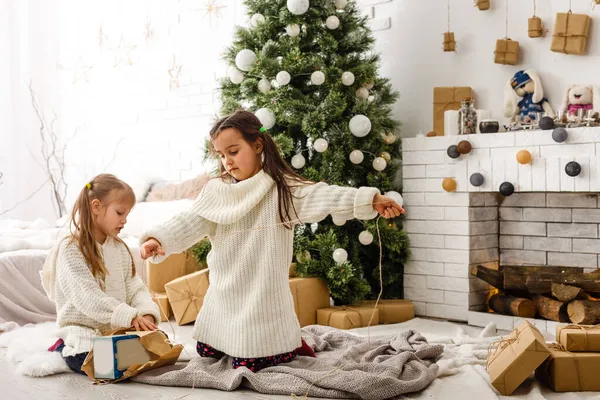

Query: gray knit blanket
[{"left": 131, "top": 325, "right": 444, "bottom": 399}]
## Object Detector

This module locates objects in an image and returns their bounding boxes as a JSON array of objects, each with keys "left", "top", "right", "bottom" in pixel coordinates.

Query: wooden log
[
  {"left": 567, "top": 300, "right": 600, "bottom": 324},
  {"left": 551, "top": 283, "right": 585, "bottom": 302},
  {"left": 534, "top": 295, "right": 569, "bottom": 322},
  {"left": 471, "top": 265, "right": 504, "bottom": 289},
  {"left": 526, "top": 270, "right": 600, "bottom": 295},
  {"left": 489, "top": 294, "right": 536, "bottom": 318},
  {"left": 504, "top": 265, "right": 583, "bottom": 291}
]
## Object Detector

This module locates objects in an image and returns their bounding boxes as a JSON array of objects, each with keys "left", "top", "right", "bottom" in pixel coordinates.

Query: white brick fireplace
[{"left": 401, "top": 127, "right": 600, "bottom": 333}]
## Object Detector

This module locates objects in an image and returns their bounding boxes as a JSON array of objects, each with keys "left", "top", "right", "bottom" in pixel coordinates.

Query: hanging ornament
[
  {"left": 235, "top": 49, "right": 257, "bottom": 72},
  {"left": 341, "top": 71, "right": 355, "bottom": 86},
  {"left": 494, "top": 0, "right": 519, "bottom": 65},
  {"left": 250, "top": 13, "right": 265, "bottom": 27},
  {"left": 258, "top": 78, "right": 271, "bottom": 94},
  {"left": 349, "top": 115, "right": 371, "bottom": 137},
  {"left": 335, "top": 0, "right": 348, "bottom": 9},
  {"left": 356, "top": 87, "right": 369, "bottom": 100},
  {"left": 291, "top": 154, "right": 306, "bottom": 169},
  {"left": 287, "top": 0, "right": 310, "bottom": 15},
  {"left": 364, "top": 81, "right": 374, "bottom": 90},
  {"left": 457, "top": 140, "right": 472, "bottom": 154},
  {"left": 276, "top": 71, "right": 291, "bottom": 85},
  {"left": 442, "top": 178, "right": 457, "bottom": 192},
  {"left": 359, "top": 230, "right": 374, "bottom": 245},
  {"left": 539, "top": 116, "right": 554, "bottom": 130},
  {"left": 332, "top": 248, "right": 348, "bottom": 264},
  {"left": 475, "top": 0, "right": 490, "bottom": 11},
  {"left": 470, "top": 173, "right": 485, "bottom": 187},
  {"left": 295, "top": 250, "right": 311, "bottom": 263},
  {"left": 443, "top": 0, "right": 456, "bottom": 52},
  {"left": 499, "top": 182, "right": 515, "bottom": 196},
  {"left": 255, "top": 108, "right": 276, "bottom": 129},
  {"left": 565, "top": 161, "right": 581, "bottom": 177},
  {"left": 285, "top": 24, "right": 301, "bottom": 37},
  {"left": 373, "top": 157, "right": 387, "bottom": 172},
  {"left": 516, "top": 150, "right": 532, "bottom": 164},
  {"left": 381, "top": 132, "right": 397, "bottom": 144},
  {"left": 310, "top": 222, "right": 318, "bottom": 233},
  {"left": 528, "top": 0, "right": 546, "bottom": 38},
  {"left": 311, "top": 71, "right": 325, "bottom": 85},
  {"left": 447, "top": 145, "right": 460, "bottom": 159},
  {"left": 552, "top": 128, "right": 568, "bottom": 143},
  {"left": 380, "top": 152, "right": 391, "bottom": 163},
  {"left": 314, "top": 138, "right": 329, "bottom": 153},
  {"left": 384, "top": 191, "right": 404, "bottom": 207},
  {"left": 332, "top": 215, "right": 346, "bottom": 226},
  {"left": 326, "top": 15, "right": 340, "bottom": 30},
  {"left": 227, "top": 68, "right": 244, "bottom": 84},
  {"left": 349, "top": 150, "right": 364, "bottom": 164}
]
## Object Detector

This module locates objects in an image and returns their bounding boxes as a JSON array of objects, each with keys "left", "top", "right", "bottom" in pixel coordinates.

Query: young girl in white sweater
[
  {"left": 140, "top": 110, "right": 404, "bottom": 372},
  {"left": 42, "top": 174, "right": 161, "bottom": 374}
]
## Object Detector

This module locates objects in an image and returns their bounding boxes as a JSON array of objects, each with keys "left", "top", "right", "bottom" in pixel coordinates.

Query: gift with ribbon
[
  {"left": 536, "top": 343, "right": 600, "bottom": 392},
  {"left": 151, "top": 292, "right": 170, "bottom": 322},
  {"left": 487, "top": 320, "right": 550, "bottom": 395},
  {"left": 165, "top": 269, "right": 209, "bottom": 326},
  {"left": 556, "top": 324, "right": 600, "bottom": 351},
  {"left": 289, "top": 277, "right": 331, "bottom": 327},
  {"left": 494, "top": 38, "right": 520, "bottom": 65},
  {"left": 433, "top": 86, "right": 473, "bottom": 135},
  {"left": 361, "top": 299, "right": 414, "bottom": 324},
  {"left": 551, "top": 12, "right": 591, "bottom": 55},
  {"left": 317, "top": 305, "right": 379, "bottom": 330}
]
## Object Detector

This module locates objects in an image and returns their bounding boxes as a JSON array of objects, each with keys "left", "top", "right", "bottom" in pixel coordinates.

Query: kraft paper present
[
  {"left": 165, "top": 269, "right": 210, "bottom": 326},
  {"left": 146, "top": 250, "right": 204, "bottom": 293},
  {"left": 556, "top": 324, "right": 600, "bottom": 352},
  {"left": 289, "top": 263, "right": 297, "bottom": 278},
  {"left": 152, "top": 293, "right": 170, "bottom": 322},
  {"left": 536, "top": 345, "right": 600, "bottom": 392},
  {"left": 528, "top": 16, "right": 545, "bottom": 38},
  {"left": 289, "top": 277, "right": 331, "bottom": 327},
  {"left": 316, "top": 305, "right": 379, "bottom": 330},
  {"left": 443, "top": 32, "right": 456, "bottom": 52},
  {"left": 475, "top": 0, "right": 490, "bottom": 10},
  {"left": 551, "top": 12, "right": 591, "bottom": 55},
  {"left": 494, "top": 39, "right": 519, "bottom": 65},
  {"left": 433, "top": 86, "right": 473, "bottom": 135},
  {"left": 81, "top": 328, "right": 183, "bottom": 383},
  {"left": 487, "top": 320, "right": 550, "bottom": 395},
  {"left": 361, "top": 299, "right": 414, "bottom": 324}
]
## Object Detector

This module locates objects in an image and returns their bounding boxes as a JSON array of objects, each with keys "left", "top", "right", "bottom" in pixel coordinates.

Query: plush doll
[
  {"left": 559, "top": 84, "right": 600, "bottom": 117},
  {"left": 504, "top": 69, "right": 555, "bottom": 123}
]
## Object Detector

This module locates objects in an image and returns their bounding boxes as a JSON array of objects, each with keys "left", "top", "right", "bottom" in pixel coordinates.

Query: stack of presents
[
  {"left": 149, "top": 252, "right": 415, "bottom": 329},
  {"left": 489, "top": 320, "right": 600, "bottom": 395}
]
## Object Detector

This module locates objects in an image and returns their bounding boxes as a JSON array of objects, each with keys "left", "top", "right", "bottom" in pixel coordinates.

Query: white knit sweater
[
  {"left": 42, "top": 237, "right": 161, "bottom": 357},
  {"left": 141, "top": 170, "right": 379, "bottom": 358}
]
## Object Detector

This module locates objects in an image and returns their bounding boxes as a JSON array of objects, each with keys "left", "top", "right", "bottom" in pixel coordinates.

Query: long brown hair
[
  {"left": 209, "top": 109, "right": 310, "bottom": 228},
  {"left": 70, "top": 173, "right": 137, "bottom": 279}
]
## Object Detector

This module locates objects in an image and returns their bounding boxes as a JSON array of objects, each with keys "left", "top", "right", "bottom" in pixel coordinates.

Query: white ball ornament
[
  {"left": 349, "top": 114, "right": 371, "bottom": 137},
  {"left": 255, "top": 108, "right": 276, "bottom": 129},
  {"left": 291, "top": 154, "right": 306, "bottom": 169},
  {"left": 332, "top": 248, "right": 348, "bottom": 264},
  {"left": 335, "top": 0, "right": 348, "bottom": 9},
  {"left": 287, "top": 0, "right": 310, "bottom": 15},
  {"left": 359, "top": 230, "right": 374, "bottom": 246},
  {"left": 311, "top": 71, "right": 325, "bottom": 85},
  {"left": 384, "top": 191, "right": 404, "bottom": 207},
  {"left": 364, "top": 81, "right": 374, "bottom": 90},
  {"left": 349, "top": 149, "right": 364, "bottom": 164},
  {"left": 356, "top": 87, "right": 369, "bottom": 100},
  {"left": 227, "top": 68, "right": 244, "bottom": 84},
  {"left": 380, "top": 151, "right": 391, "bottom": 162},
  {"left": 326, "top": 15, "right": 340, "bottom": 30},
  {"left": 235, "top": 49, "right": 257, "bottom": 72},
  {"left": 250, "top": 13, "right": 265, "bottom": 27},
  {"left": 258, "top": 78, "right": 271, "bottom": 94},
  {"left": 332, "top": 215, "right": 346, "bottom": 226},
  {"left": 314, "top": 138, "right": 329, "bottom": 153},
  {"left": 373, "top": 157, "right": 387, "bottom": 171},
  {"left": 341, "top": 71, "right": 355, "bottom": 86},
  {"left": 276, "top": 71, "right": 291, "bottom": 86},
  {"left": 286, "top": 24, "right": 301, "bottom": 37}
]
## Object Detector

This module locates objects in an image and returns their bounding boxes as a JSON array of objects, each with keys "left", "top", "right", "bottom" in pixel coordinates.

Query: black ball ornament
[
  {"left": 499, "top": 182, "right": 515, "bottom": 197},
  {"left": 565, "top": 161, "right": 581, "bottom": 177},
  {"left": 552, "top": 128, "right": 568, "bottom": 143},
  {"left": 539, "top": 116, "right": 555, "bottom": 130},
  {"left": 470, "top": 173, "right": 485, "bottom": 187},
  {"left": 447, "top": 145, "right": 460, "bottom": 159}
]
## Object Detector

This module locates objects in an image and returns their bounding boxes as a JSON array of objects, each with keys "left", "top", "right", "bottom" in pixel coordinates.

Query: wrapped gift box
[
  {"left": 494, "top": 39, "right": 519, "bottom": 65},
  {"left": 475, "top": 0, "right": 490, "bottom": 10},
  {"left": 289, "top": 277, "right": 331, "bottom": 327},
  {"left": 556, "top": 324, "right": 600, "bottom": 352},
  {"left": 146, "top": 249, "right": 202, "bottom": 293},
  {"left": 361, "top": 299, "right": 414, "bottom": 324},
  {"left": 443, "top": 32, "right": 456, "bottom": 52},
  {"left": 487, "top": 320, "right": 550, "bottom": 395},
  {"left": 289, "top": 263, "right": 297, "bottom": 278},
  {"left": 152, "top": 293, "right": 170, "bottom": 322},
  {"left": 317, "top": 305, "right": 379, "bottom": 330},
  {"left": 528, "top": 16, "right": 545, "bottom": 38},
  {"left": 551, "top": 12, "right": 591, "bottom": 55},
  {"left": 536, "top": 345, "right": 600, "bottom": 392},
  {"left": 433, "top": 86, "right": 473, "bottom": 135},
  {"left": 165, "top": 269, "right": 210, "bottom": 326}
]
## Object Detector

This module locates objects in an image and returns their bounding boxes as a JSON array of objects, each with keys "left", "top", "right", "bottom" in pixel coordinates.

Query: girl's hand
[
  {"left": 140, "top": 238, "right": 165, "bottom": 260},
  {"left": 373, "top": 194, "right": 405, "bottom": 219},
  {"left": 131, "top": 316, "right": 157, "bottom": 331}
]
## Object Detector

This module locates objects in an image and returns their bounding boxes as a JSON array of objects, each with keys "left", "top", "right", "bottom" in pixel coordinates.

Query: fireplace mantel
[{"left": 401, "top": 127, "right": 600, "bottom": 332}]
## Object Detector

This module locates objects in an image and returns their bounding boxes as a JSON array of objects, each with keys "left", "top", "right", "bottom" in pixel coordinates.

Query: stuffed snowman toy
[{"left": 504, "top": 69, "right": 555, "bottom": 123}]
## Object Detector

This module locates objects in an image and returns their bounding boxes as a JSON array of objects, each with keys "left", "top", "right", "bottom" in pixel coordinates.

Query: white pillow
[{"left": 122, "top": 199, "right": 193, "bottom": 238}]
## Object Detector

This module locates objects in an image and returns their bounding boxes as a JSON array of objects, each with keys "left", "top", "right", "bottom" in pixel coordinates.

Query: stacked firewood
[{"left": 472, "top": 265, "right": 600, "bottom": 324}]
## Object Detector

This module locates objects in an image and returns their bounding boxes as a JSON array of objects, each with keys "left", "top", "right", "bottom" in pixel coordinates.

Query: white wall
[{"left": 367, "top": 0, "right": 600, "bottom": 137}]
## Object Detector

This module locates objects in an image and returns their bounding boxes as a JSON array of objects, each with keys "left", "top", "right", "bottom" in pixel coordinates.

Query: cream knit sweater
[
  {"left": 42, "top": 237, "right": 161, "bottom": 357},
  {"left": 141, "top": 170, "right": 379, "bottom": 358}
]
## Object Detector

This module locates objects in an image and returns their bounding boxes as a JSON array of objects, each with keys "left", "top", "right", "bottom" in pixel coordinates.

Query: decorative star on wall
[
  {"left": 181, "top": 0, "right": 227, "bottom": 27},
  {"left": 168, "top": 55, "right": 182, "bottom": 90},
  {"left": 72, "top": 59, "right": 93, "bottom": 84},
  {"left": 98, "top": 25, "right": 108, "bottom": 48},
  {"left": 144, "top": 21, "right": 155, "bottom": 43},
  {"left": 113, "top": 36, "right": 136, "bottom": 67}
]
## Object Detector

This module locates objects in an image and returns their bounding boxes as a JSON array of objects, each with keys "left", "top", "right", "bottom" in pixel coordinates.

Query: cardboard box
[
  {"left": 317, "top": 306, "right": 379, "bottom": 330},
  {"left": 81, "top": 329, "right": 183, "bottom": 382},
  {"left": 146, "top": 250, "right": 203, "bottom": 293},
  {"left": 487, "top": 320, "right": 550, "bottom": 395},
  {"left": 433, "top": 86, "right": 473, "bottom": 135},
  {"left": 443, "top": 32, "right": 456, "bottom": 52},
  {"left": 165, "top": 269, "right": 210, "bottom": 326},
  {"left": 475, "top": 0, "right": 490, "bottom": 10},
  {"left": 289, "top": 277, "right": 331, "bottom": 327},
  {"left": 556, "top": 324, "right": 600, "bottom": 351},
  {"left": 289, "top": 263, "right": 297, "bottom": 278},
  {"left": 536, "top": 345, "right": 600, "bottom": 392},
  {"left": 361, "top": 299, "right": 414, "bottom": 324},
  {"left": 152, "top": 293, "right": 170, "bottom": 322},
  {"left": 528, "top": 16, "right": 545, "bottom": 38},
  {"left": 494, "top": 39, "right": 519, "bottom": 65},
  {"left": 551, "top": 13, "right": 591, "bottom": 55}
]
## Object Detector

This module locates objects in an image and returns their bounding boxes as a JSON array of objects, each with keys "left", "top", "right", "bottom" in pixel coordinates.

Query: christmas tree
[{"left": 216, "top": 0, "right": 410, "bottom": 305}]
